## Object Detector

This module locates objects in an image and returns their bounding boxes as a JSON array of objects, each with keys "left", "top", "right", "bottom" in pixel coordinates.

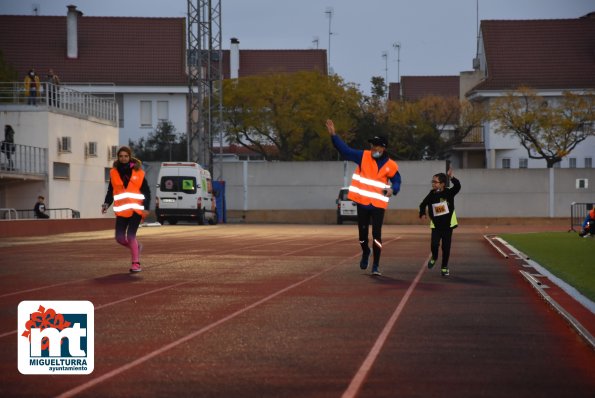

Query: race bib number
[{"left": 432, "top": 201, "right": 449, "bottom": 217}]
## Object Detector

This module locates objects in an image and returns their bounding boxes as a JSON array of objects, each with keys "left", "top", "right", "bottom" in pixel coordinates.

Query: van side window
[{"left": 159, "top": 177, "right": 197, "bottom": 194}]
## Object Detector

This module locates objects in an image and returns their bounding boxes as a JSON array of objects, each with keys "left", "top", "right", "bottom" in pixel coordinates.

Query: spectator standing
[
  {"left": 46, "top": 69, "right": 61, "bottom": 107},
  {"left": 1, "top": 125, "right": 15, "bottom": 170},
  {"left": 24, "top": 69, "right": 41, "bottom": 105}
]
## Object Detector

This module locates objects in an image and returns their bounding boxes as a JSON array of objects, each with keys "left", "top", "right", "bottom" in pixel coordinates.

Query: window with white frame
[
  {"left": 502, "top": 158, "right": 511, "bottom": 169},
  {"left": 569, "top": 157, "right": 577, "bottom": 168},
  {"left": 140, "top": 101, "right": 152, "bottom": 127},
  {"left": 157, "top": 101, "right": 169, "bottom": 121},
  {"left": 585, "top": 157, "right": 592, "bottom": 168},
  {"left": 519, "top": 158, "right": 528, "bottom": 168}
]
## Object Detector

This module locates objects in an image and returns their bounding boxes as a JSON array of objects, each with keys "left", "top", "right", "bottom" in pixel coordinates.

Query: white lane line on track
[
  {"left": 0, "top": 237, "right": 351, "bottom": 338},
  {"left": 281, "top": 236, "right": 402, "bottom": 257},
  {"left": 0, "top": 280, "right": 196, "bottom": 339},
  {"left": 0, "top": 236, "right": 295, "bottom": 299},
  {"left": 342, "top": 256, "right": 428, "bottom": 398},
  {"left": 55, "top": 257, "right": 354, "bottom": 398}
]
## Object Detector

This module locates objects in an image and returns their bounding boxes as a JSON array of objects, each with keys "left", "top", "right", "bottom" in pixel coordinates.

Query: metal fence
[
  {"left": 0, "top": 142, "right": 47, "bottom": 174},
  {"left": 569, "top": 202, "right": 594, "bottom": 232},
  {"left": 0, "top": 82, "right": 118, "bottom": 126},
  {"left": 0, "top": 208, "right": 81, "bottom": 220}
]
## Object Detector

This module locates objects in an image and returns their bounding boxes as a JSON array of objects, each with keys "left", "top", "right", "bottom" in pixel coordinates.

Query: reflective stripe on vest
[
  {"left": 347, "top": 151, "right": 398, "bottom": 209},
  {"left": 110, "top": 168, "right": 145, "bottom": 217}
]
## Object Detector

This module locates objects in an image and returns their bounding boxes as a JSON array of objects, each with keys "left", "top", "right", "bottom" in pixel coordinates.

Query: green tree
[
  {"left": 490, "top": 87, "right": 595, "bottom": 168},
  {"left": 387, "top": 95, "right": 485, "bottom": 160},
  {"left": 222, "top": 71, "right": 361, "bottom": 161},
  {"left": 370, "top": 76, "right": 386, "bottom": 99},
  {"left": 129, "top": 120, "right": 187, "bottom": 161}
]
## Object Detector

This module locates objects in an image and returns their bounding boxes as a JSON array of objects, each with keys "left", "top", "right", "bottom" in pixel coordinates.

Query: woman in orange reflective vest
[
  {"left": 102, "top": 146, "right": 151, "bottom": 272},
  {"left": 326, "top": 119, "right": 401, "bottom": 276}
]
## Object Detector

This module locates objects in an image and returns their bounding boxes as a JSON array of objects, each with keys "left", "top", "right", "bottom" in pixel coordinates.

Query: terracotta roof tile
[
  {"left": 400, "top": 76, "right": 460, "bottom": 101},
  {"left": 472, "top": 16, "right": 595, "bottom": 91},
  {"left": 221, "top": 49, "right": 327, "bottom": 78},
  {"left": 0, "top": 15, "right": 187, "bottom": 85}
]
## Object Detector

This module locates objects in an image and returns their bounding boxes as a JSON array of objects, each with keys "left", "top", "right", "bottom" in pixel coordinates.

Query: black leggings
[
  {"left": 430, "top": 228, "right": 453, "bottom": 267},
  {"left": 357, "top": 205, "right": 385, "bottom": 265}
]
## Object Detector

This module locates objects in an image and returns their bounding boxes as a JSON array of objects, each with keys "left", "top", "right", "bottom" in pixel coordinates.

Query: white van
[
  {"left": 336, "top": 187, "right": 358, "bottom": 224},
  {"left": 155, "top": 162, "right": 217, "bottom": 225}
]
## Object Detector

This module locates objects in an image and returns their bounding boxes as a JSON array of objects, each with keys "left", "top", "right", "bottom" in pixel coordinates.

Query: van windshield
[
  {"left": 339, "top": 189, "right": 350, "bottom": 200},
  {"left": 160, "top": 176, "right": 198, "bottom": 194}
]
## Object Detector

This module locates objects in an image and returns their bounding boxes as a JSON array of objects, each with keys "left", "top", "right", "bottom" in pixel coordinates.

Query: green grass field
[{"left": 500, "top": 232, "right": 595, "bottom": 302}]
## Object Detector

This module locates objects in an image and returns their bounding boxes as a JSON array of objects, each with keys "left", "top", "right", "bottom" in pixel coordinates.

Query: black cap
[{"left": 368, "top": 135, "right": 388, "bottom": 147}]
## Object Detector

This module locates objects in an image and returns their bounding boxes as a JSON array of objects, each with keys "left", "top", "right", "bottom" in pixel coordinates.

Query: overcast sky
[{"left": 1, "top": 0, "right": 593, "bottom": 94}]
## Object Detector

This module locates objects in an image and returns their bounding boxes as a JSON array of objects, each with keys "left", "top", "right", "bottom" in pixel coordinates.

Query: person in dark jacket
[
  {"left": 326, "top": 119, "right": 402, "bottom": 276},
  {"left": 419, "top": 167, "right": 461, "bottom": 276},
  {"left": 579, "top": 209, "right": 595, "bottom": 237},
  {"left": 33, "top": 195, "right": 49, "bottom": 219},
  {"left": 102, "top": 146, "right": 151, "bottom": 273}
]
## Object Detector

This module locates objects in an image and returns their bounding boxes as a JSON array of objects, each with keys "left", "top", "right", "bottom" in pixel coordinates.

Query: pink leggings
[{"left": 114, "top": 213, "right": 142, "bottom": 262}]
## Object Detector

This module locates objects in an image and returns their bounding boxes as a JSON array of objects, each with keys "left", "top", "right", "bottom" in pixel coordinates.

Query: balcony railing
[
  {"left": 0, "top": 82, "right": 118, "bottom": 126},
  {"left": 461, "top": 126, "right": 484, "bottom": 144},
  {"left": 0, "top": 142, "right": 47, "bottom": 174}
]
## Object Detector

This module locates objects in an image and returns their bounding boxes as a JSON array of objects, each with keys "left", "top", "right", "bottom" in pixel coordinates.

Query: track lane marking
[
  {"left": 342, "top": 256, "right": 428, "bottom": 398},
  {"left": 55, "top": 259, "right": 352, "bottom": 398}
]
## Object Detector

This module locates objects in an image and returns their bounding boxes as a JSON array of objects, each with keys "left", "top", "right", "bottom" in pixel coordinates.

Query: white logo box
[{"left": 18, "top": 300, "right": 94, "bottom": 375}]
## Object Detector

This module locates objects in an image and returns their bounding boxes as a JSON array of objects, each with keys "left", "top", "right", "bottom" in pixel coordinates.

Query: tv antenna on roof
[
  {"left": 32, "top": 4, "right": 40, "bottom": 15},
  {"left": 325, "top": 7, "right": 334, "bottom": 75}
]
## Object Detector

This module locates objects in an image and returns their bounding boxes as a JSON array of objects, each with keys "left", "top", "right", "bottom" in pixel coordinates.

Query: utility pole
[
  {"left": 325, "top": 7, "right": 333, "bottom": 74},
  {"left": 187, "top": 0, "right": 223, "bottom": 178}
]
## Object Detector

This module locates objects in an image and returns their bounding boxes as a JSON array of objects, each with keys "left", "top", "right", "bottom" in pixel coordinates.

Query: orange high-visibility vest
[
  {"left": 110, "top": 168, "right": 145, "bottom": 217},
  {"left": 347, "top": 151, "right": 398, "bottom": 209}
]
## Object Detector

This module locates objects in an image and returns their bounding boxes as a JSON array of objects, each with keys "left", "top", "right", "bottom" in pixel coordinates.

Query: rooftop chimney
[
  {"left": 67, "top": 5, "right": 82, "bottom": 59},
  {"left": 230, "top": 38, "right": 240, "bottom": 79}
]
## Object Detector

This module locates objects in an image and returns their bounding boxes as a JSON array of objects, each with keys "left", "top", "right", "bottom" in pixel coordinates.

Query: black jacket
[{"left": 419, "top": 177, "right": 461, "bottom": 230}]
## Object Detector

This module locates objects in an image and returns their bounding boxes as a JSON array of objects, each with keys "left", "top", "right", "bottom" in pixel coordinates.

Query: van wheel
[
  {"left": 197, "top": 209, "right": 206, "bottom": 225},
  {"left": 169, "top": 219, "right": 178, "bottom": 225},
  {"left": 337, "top": 213, "right": 343, "bottom": 225},
  {"left": 157, "top": 217, "right": 165, "bottom": 225}
]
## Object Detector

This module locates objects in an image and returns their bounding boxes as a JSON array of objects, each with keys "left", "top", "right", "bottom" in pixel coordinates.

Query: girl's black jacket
[{"left": 418, "top": 177, "right": 461, "bottom": 230}]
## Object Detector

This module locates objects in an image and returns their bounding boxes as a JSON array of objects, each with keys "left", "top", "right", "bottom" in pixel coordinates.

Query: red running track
[{"left": 0, "top": 224, "right": 593, "bottom": 398}]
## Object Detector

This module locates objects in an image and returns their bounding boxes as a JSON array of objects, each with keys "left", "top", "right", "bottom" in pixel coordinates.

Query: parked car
[
  {"left": 155, "top": 162, "right": 217, "bottom": 225},
  {"left": 336, "top": 187, "right": 357, "bottom": 224}
]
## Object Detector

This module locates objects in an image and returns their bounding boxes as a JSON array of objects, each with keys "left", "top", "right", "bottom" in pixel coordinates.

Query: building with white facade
[{"left": 466, "top": 13, "right": 595, "bottom": 169}]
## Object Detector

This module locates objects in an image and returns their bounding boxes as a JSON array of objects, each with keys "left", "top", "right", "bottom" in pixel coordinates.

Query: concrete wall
[
  {"left": 200, "top": 161, "right": 595, "bottom": 218},
  {"left": 0, "top": 108, "right": 118, "bottom": 218}
]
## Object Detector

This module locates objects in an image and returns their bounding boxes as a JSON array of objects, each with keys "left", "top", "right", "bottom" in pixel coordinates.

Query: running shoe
[
  {"left": 130, "top": 262, "right": 142, "bottom": 273},
  {"left": 427, "top": 258, "right": 436, "bottom": 269},
  {"left": 360, "top": 248, "right": 371, "bottom": 270},
  {"left": 441, "top": 267, "right": 449, "bottom": 276},
  {"left": 371, "top": 264, "right": 382, "bottom": 276}
]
